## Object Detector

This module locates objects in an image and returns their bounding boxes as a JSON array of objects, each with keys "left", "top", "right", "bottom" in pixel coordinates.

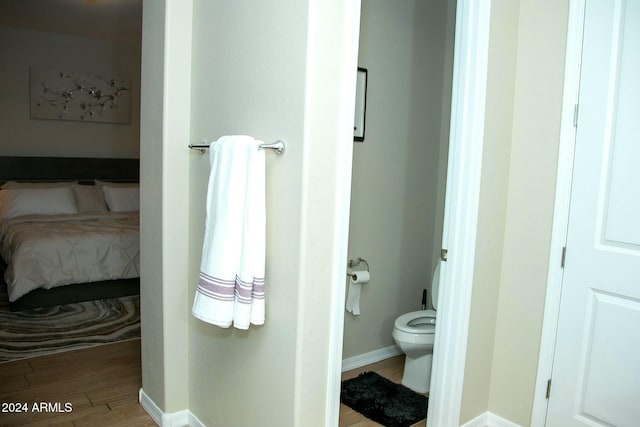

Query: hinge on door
[
  {"left": 546, "top": 379, "right": 552, "bottom": 399},
  {"left": 440, "top": 249, "right": 448, "bottom": 262},
  {"left": 573, "top": 104, "right": 579, "bottom": 127},
  {"left": 561, "top": 247, "right": 567, "bottom": 268}
]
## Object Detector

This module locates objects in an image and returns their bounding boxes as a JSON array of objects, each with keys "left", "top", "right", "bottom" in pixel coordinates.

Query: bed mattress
[{"left": 0, "top": 212, "right": 140, "bottom": 302}]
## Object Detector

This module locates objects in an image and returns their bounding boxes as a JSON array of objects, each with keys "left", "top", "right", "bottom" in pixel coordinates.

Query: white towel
[{"left": 192, "top": 135, "right": 266, "bottom": 329}]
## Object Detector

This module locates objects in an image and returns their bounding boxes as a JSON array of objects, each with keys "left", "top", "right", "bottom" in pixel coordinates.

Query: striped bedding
[{"left": 0, "top": 212, "right": 139, "bottom": 302}]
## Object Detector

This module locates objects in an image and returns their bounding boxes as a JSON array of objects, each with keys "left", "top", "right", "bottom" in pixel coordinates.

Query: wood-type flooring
[{"left": 0, "top": 339, "right": 154, "bottom": 426}]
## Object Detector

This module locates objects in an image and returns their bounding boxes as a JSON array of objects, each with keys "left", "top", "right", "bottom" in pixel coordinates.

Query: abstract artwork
[{"left": 30, "top": 67, "right": 131, "bottom": 124}]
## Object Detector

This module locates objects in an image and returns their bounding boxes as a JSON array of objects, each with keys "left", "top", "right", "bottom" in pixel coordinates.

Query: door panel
[
  {"left": 599, "top": 0, "right": 640, "bottom": 249},
  {"left": 545, "top": 0, "right": 640, "bottom": 426},
  {"left": 577, "top": 290, "right": 640, "bottom": 426}
]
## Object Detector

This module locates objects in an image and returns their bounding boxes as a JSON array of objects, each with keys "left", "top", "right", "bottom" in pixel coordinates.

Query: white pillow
[
  {"left": 0, "top": 187, "right": 78, "bottom": 219},
  {"left": 72, "top": 185, "right": 108, "bottom": 213},
  {"left": 103, "top": 186, "right": 139, "bottom": 212}
]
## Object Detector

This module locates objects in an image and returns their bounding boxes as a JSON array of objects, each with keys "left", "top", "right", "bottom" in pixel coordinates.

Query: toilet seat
[{"left": 394, "top": 310, "right": 436, "bottom": 334}]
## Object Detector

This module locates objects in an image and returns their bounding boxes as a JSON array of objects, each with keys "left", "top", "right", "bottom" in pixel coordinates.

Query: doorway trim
[
  {"left": 427, "top": 0, "right": 491, "bottom": 425},
  {"left": 530, "top": 0, "right": 585, "bottom": 424},
  {"left": 326, "top": 0, "right": 492, "bottom": 425}
]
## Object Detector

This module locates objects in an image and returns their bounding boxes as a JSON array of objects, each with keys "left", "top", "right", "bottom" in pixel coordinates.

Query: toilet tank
[{"left": 432, "top": 262, "right": 440, "bottom": 310}]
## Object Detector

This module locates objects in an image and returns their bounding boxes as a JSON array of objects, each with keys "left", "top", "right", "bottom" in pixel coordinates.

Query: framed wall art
[
  {"left": 354, "top": 67, "right": 368, "bottom": 142},
  {"left": 30, "top": 67, "right": 131, "bottom": 124}
]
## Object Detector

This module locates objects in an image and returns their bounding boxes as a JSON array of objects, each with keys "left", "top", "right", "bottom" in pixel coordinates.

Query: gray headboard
[{"left": 0, "top": 156, "right": 139, "bottom": 184}]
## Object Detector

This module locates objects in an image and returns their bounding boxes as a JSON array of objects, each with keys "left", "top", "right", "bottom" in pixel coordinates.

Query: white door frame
[
  {"left": 327, "top": 1, "right": 492, "bottom": 426},
  {"left": 427, "top": 0, "right": 491, "bottom": 425},
  {"left": 531, "top": 0, "right": 586, "bottom": 424}
]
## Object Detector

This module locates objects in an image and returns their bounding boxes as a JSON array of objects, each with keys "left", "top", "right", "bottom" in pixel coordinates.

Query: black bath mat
[{"left": 340, "top": 371, "right": 428, "bottom": 427}]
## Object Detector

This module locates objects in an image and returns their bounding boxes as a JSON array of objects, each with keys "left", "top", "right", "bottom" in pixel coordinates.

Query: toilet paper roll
[
  {"left": 350, "top": 270, "right": 370, "bottom": 284},
  {"left": 346, "top": 270, "right": 370, "bottom": 316}
]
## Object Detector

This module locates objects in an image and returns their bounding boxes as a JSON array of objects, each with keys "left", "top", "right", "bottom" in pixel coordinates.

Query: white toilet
[{"left": 392, "top": 262, "right": 440, "bottom": 393}]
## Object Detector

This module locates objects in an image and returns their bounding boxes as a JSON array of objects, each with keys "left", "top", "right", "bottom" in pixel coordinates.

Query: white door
[{"left": 545, "top": 0, "right": 640, "bottom": 426}]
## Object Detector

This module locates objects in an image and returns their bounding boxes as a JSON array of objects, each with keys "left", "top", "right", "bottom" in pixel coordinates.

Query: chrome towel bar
[{"left": 188, "top": 139, "right": 286, "bottom": 155}]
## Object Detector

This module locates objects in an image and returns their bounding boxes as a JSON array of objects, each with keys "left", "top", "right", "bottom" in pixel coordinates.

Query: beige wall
[
  {"left": 139, "top": 0, "right": 191, "bottom": 412},
  {"left": 140, "top": 0, "right": 571, "bottom": 424},
  {"left": 187, "top": 0, "right": 360, "bottom": 424},
  {"left": 460, "top": 0, "right": 519, "bottom": 421},
  {"left": 0, "top": 26, "right": 140, "bottom": 158},
  {"left": 139, "top": 0, "right": 360, "bottom": 425},
  {"left": 461, "top": 0, "right": 570, "bottom": 425},
  {"left": 186, "top": 1, "right": 306, "bottom": 424},
  {"left": 343, "top": 0, "right": 454, "bottom": 359},
  {"left": 139, "top": 0, "right": 165, "bottom": 409},
  {"left": 488, "top": 0, "right": 569, "bottom": 423}
]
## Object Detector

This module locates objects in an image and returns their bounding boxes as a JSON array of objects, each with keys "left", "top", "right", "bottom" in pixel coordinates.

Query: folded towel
[{"left": 192, "top": 135, "right": 266, "bottom": 329}]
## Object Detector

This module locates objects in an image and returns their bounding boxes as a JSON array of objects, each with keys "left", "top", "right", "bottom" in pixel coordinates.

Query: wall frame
[
  {"left": 30, "top": 67, "right": 131, "bottom": 124},
  {"left": 354, "top": 67, "right": 368, "bottom": 142}
]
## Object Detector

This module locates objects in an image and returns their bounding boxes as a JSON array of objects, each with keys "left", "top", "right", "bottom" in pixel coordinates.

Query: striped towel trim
[{"left": 197, "top": 272, "right": 265, "bottom": 303}]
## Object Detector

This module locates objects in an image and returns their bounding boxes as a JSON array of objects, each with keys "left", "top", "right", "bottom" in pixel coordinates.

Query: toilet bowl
[
  {"left": 392, "top": 263, "right": 440, "bottom": 393},
  {"left": 392, "top": 310, "right": 436, "bottom": 393}
]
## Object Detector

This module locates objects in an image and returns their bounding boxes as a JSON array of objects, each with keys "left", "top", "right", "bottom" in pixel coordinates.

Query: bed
[{"left": 0, "top": 156, "right": 140, "bottom": 311}]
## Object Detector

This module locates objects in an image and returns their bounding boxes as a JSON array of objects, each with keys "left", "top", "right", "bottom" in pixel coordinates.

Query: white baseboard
[
  {"left": 139, "top": 386, "right": 519, "bottom": 427},
  {"left": 140, "top": 382, "right": 518, "bottom": 427},
  {"left": 138, "top": 388, "right": 164, "bottom": 426},
  {"left": 341, "top": 345, "right": 403, "bottom": 372},
  {"left": 139, "top": 388, "right": 205, "bottom": 427},
  {"left": 188, "top": 412, "right": 205, "bottom": 427},
  {"left": 461, "top": 412, "right": 521, "bottom": 427}
]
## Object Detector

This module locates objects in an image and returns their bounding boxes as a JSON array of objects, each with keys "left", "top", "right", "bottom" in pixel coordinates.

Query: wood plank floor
[
  {"left": 1, "top": 339, "right": 425, "bottom": 427},
  {"left": 340, "top": 355, "right": 427, "bottom": 427},
  {"left": 0, "top": 339, "right": 155, "bottom": 427}
]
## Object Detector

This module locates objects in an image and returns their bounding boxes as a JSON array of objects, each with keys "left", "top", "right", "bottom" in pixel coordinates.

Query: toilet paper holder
[{"left": 347, "top": 257, "right": 370, "bottom": 279}]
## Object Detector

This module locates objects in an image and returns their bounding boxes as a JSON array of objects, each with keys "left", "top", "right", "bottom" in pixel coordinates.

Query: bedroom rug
[
  {"left": 0, "top": 285, "right": 140, "bottom": 363},
  {"left": 341, "top": 371, "right": 428, "bottom": 427}
]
